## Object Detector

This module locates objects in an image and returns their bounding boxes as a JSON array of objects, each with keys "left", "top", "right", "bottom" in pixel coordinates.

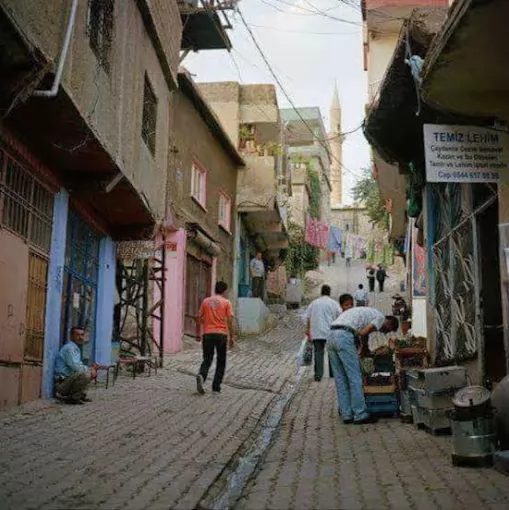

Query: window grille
[
  {"left": 87, "top": 0, "right": 114, "bottom": 72},
  {"left": 25, "top": 252, "right": 49, "bottom": 361},
  {"left": 142, "top": 74, "right": 158, "bottom": 156},
  {"left": 0, "top": 147, "right": 54, "bottom": 362},
  {"left": 0, "top": 149, "right": 54, "bottom": 254}
]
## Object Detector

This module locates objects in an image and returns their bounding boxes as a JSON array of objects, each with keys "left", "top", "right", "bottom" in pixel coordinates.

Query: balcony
[
  {"left": 178, "top": 0, "right": 235, "bottom": 52},
  {"left": 363, "top": 0, "right": 450, "bottom": 32},
  {"left": 237, "top": 154, "right": 288, "bottom": 265}
]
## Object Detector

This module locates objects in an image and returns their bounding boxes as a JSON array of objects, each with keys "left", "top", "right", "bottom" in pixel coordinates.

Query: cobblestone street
[{"left": 1, "top": 261, "right": 508, "bottom": 510}]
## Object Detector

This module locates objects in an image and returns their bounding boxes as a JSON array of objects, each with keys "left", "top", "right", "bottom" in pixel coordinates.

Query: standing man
[
  {"left": 54, "top": 326, "right": 95, "bottom": 405},
  {"left": 354, "top": 284, "right": 368, "bottom": 307},
  {"left": 305, "top": 285, "right": 345, "bottom": 381},
  {"left": 196, "top": 281, "right": 236, "bottom": 395},
  {"left": 328, "top": 307, "right": 399, "bottom": 424},
  {"left": 376, "top": 264, "right": 388, "bottom": 292},
  {"left": 250, "top": 251, "right": 266, "bottom": 299},
  {"left": 367, "top": 266, "right": 376, "bottom": 292}
]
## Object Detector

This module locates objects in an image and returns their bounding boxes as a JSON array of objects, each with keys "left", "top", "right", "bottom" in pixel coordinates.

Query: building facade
[
  {"left": 281, "top": 106, "right": 332, "bottom": 227},
  {"left": 160, "top": 70, "right": 243, "bottom": 352},
  {"left": 199, "top": 82, "right": 289, "bottom": 301},
  {"left": 0, "top": 0, "right": 182, "bottom": 409}
]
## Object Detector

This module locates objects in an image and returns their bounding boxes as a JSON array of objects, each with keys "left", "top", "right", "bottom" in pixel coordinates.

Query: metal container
[
  {"left": 400, "top": 390, "right": 413, "bottom": 415},
  {"left": 410, "top": 386, "right": 453, "bottom": 410},
  {"left": 452, "top": 385, "right": 491, "bottom": 417},
  {"left": 419, "top": 406, "right": 451, "bottom": 432},
  {"left": 451, "top": 412, "right": 497, "bottom": 467},
  {"left": 408, "top": 366, "right": 466, "bottom": 392}
]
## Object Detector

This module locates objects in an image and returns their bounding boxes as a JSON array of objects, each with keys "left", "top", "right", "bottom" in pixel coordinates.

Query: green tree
[
  {"left": 351, "top": 170, "right": 389, "bottom": 230},
  {"left": 284, "top": 222, "right": 320, "bottom": 278}
]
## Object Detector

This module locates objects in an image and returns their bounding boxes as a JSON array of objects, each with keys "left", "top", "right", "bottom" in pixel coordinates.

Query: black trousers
[
  {"left": 378, "top": 280, "right": 385, "bottom": 292},
  {"left": 313, "top": 339, "right": 327, "bottom": 380},
  {"left": 368, "top": 278, "right": 375, "bottom": 292},
  {"left": 252, "top": 277, "right": 265, "bottom": 299},
  {"left": 199, "top": 333, "right": 227, "bottom": 392}
]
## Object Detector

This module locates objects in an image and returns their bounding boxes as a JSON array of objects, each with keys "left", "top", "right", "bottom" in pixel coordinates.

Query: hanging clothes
[
  {"left": 327, "top": 226, "right": 342, "bottom": 253},
  {"left": 305, "top": 216, "right": 329, "bottom": 249}
]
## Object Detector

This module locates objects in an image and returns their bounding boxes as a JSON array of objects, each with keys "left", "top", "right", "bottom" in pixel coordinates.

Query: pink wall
[{"left": 153, "top": 228, "right": 187, "bottom": 354}]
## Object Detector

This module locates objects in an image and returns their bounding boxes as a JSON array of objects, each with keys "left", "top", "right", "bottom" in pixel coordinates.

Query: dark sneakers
[
  {"left": 196, "top": 374, "right": 205, "bottom": 395},
  {"left": 354, "top": 415, "right": 379, "bottom": 425},
  {"left": 343, "top": 419, "right": 354, "bottom": 425}
]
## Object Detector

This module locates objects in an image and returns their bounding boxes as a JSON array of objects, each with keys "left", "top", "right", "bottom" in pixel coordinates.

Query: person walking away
[
  {"left": 54, "top": 326, "right": 96, "bottom": 404},
  {"left": 367, "top": 266, "right": 376, "bottom": 292},
  {"left": 376, "top": 264, "right": 387, "bottom": 292},
  {"left": 354, "top": 284, "right": 368, "bottom": 307},
  {"left": 250, "top": 251, "right": 265, "bottom": 299},
  {"left": 327, "top": 308, "right": 399, "bottom": 424},
  {"left": 196, "top": 281, "right": 236, "bottom": 395},
  {"left": 328, "top": 294, "right": 354, "bottom": 379},
  {"left": 305, "top": 285, "right": 342, "bottom": 381}
]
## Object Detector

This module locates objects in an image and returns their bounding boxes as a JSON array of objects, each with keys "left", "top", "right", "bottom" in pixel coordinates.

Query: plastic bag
[{"left": 298, "top": 339, "right": 313, "bottom": 367}]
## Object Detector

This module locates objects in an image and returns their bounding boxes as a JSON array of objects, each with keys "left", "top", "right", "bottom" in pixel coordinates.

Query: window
[
  {"left": 141, "top": 74, "right": 158, "bottom": 156},
  {"left": 87, "top": 0, "right": 114, "bottom": 71},
  {"left": 191, "top": 162, "right": 206, "bottom": 207},
  {"left": 0, "top": 147, "right": 54, "bottom": 362},
  {"left": 0, "top": 150, "right": 54, "bottom": 253},
  {"left": 218, "top": 194, "right": 231, "bottom": 232}
]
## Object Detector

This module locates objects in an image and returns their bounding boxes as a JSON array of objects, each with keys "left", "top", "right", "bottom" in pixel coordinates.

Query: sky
[{"left": 186, "top": 0, "right": 371, "bottom": 204}]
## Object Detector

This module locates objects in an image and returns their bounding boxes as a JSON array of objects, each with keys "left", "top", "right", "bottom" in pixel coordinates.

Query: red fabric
[{"left": 305, "top": 216, "right": 329, "bottom": 249}]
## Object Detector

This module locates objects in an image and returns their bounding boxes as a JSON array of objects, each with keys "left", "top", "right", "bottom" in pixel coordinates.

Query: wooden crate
[{"left": 364, "top": 384, "right": 397, "bottom": 395}]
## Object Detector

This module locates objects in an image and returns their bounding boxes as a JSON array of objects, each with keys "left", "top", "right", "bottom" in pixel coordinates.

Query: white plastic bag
[{"left": 297, "top": 339, "right": 313, "bottom": 367}]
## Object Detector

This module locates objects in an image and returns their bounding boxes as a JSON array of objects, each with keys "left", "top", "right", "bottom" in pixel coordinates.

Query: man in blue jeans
[{"left": 327, "top": 307, "right": 398, "bottom": 424}]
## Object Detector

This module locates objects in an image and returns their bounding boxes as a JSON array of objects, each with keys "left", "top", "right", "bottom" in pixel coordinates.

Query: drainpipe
[{"left": 33, "top": 0, "right": 79, "bottom": 98}]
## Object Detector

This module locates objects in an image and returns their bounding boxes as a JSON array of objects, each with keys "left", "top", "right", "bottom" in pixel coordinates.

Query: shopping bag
[{"left": 298, "top": 339, "right": 313, "bottom": 367}]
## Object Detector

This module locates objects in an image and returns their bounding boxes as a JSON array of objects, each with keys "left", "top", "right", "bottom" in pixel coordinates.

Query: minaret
[{"left": 329, "top": 84, "right": 343, "bottom": 206}]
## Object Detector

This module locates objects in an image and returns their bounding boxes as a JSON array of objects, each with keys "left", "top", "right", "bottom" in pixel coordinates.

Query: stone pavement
[
  {"left": 236, "top": 377, "right": 509, "bottom": 510},
  {"left": 0, "top": 314, "right": 305, "bottom": 510}
]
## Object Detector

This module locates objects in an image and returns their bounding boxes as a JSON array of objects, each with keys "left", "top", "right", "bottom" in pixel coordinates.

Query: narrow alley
[{"left": 1, "top": 261, "right": 508, "bottom": 510}]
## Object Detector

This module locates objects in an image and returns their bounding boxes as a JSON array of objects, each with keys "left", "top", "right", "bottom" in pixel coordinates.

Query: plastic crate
[{"left": 365, "top": 393, "right": 399, "bottom": 417}]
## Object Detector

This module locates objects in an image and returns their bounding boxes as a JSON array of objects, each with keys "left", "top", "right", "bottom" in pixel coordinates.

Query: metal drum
[
  {"left": 450, "top": 386, "right": 496, "bottom": 467},
  {"left": 451, "top": 414, "right": 497, "bottom": 467}
]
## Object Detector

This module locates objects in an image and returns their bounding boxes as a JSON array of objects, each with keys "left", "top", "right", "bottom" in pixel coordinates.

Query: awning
[
  {"left": 364, "top": 8, "right": 449, "bottom": 170},
  {"left": 421, "top": 0, "right": 509, "bottom": 120}
]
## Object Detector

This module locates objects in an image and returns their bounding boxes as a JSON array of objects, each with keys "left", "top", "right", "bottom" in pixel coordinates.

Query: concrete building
[
  {"left": 281, "top": 107, "right": 332, "bottom": 226},
  {"left": 159, "top": 70, "right": 243, "bottom": 352},
  {"left": 0, "top": 0, "right": 184, "bottom": 409},
  {"left": 199, "top": 82, "right": 289, "bottom": 332}
]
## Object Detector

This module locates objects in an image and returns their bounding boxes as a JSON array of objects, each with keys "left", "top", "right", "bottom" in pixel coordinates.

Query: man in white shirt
[
  {"left": 250, "top": 251, "right": 266, "bottom": 299},
  {"left": 304, "top": 286, "right": 353, "bottom": 381},
  {"left": 328, "top": 307, "right": 399, "bottom": 425},
  {"left": 354, "top": 284, "right": 368, "bottom": 307}
]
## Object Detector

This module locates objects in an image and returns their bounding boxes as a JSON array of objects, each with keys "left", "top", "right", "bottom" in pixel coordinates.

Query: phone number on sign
[{"left": 437, "top": 170, "right": 499, "bottom": 180}]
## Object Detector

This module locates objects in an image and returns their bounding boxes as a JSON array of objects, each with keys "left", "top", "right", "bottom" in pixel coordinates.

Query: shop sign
[{"left": 423, "top": 124, "right": 509, "bottom": 183}]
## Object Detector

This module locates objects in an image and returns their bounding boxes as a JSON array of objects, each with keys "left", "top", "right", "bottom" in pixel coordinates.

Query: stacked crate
[
  {"left": 408, "top": 366, "right": 467, "bottom": 434},
  {"left": 363, "top": 352, "right": 398, "bottom": 417},
  {"left": 396, "top": 347, "right": 428, "bottom": 422}
]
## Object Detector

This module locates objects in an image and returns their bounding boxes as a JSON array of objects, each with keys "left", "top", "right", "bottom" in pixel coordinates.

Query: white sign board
[{"left": 423, "top": 124, "right": 509, "bottom": 183}]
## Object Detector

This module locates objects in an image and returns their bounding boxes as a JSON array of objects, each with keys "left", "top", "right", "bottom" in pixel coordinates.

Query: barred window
[
  {"left": 0, "top": 150, "right": 54, "bottom": 254},
  {"left": 25, "top": 252, "right": 49, "bottom": 361},
  {"left": 87, "top": 0, "right": 114, "bottom": 72},
  {"left": 142, "top": 74, "right": 158, "bottom": 156}
]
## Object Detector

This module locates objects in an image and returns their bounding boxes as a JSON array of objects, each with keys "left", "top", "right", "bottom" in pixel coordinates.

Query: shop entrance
[
  {"left": 61, "top": 212, "right": 100, "bottom": 364},
  {"left": 184, "top": 253, "right": 212, "bottom": 337}
]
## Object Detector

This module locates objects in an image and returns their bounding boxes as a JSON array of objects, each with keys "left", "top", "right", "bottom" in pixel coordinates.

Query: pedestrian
[
  {"left": 250, "top": 251, "right": 265, "bottom": 299},
  {"left": 304, "top": 285, "right": 343, "bottom": 382},
  {"left": 367, "top": 266, "right": 376, "bottom": 292},
  {"left": 327, "top": 307, "right": 399, "bottom": 424},
  {"left": 196, "top": 281, "right": 236, "bottom": 395},
  {"left": 54, "top": 326, "right": 96, "bottom": 405},
  {"left": 354, "top": 284, "right": 368, "bottom": 307},
  {"left": 376, "top": 264, "right": 387, "bottom": 292}
]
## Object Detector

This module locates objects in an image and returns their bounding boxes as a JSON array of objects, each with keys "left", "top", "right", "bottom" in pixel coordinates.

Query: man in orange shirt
[{"left": 196, "top": 281, "right": 236, "bottom": 395}]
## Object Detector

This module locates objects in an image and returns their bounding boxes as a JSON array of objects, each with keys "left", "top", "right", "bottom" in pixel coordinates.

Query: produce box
[{"left": 365, "top": 393, "right": 399, "bottom": 417}]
